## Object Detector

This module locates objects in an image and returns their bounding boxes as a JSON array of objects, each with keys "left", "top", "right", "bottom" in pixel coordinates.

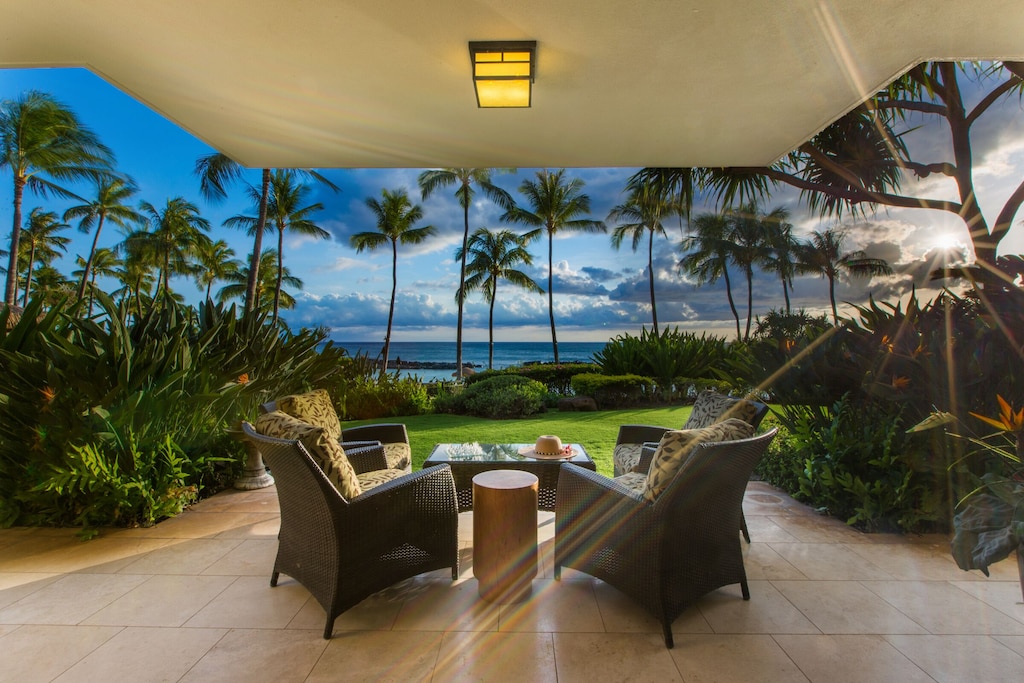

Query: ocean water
[{"left": 332, "top": 341, "right": 607, "bottom": 382}]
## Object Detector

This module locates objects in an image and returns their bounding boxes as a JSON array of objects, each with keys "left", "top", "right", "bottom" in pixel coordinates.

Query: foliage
[
  {"left": 433, "top": 374, "right": 548, "bottom": 419},
  {"left": 777, "top": 396, "right": 948, "bottom": 532},
  {"left": 570, "top": 373, "right": 653, "bottom": 409},
  {"left": 333, "top": 372, "right": 431, "bottom": 420},
  {"left": 465, "top": 362, "right": 598, "bottom": 395},
  {"left": 593, "top": 327, "right": 735, "bottom": 399},
  {"left": 752, "top": 422, "right": 803, "bottom": 493},
  {"left": 0, "top": 293, "right": 344, "bottom": 529}
]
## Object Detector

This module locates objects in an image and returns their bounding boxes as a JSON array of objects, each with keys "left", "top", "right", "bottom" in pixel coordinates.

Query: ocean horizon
[{"left": 332, "top": 340, "right": 606, "bottom": 382}]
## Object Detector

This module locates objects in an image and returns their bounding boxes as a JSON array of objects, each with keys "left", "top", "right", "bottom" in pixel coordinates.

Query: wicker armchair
[
  {"left": 613, "top": 390, "right": 769, "bottom": 476},
  {"left": 555, "top": 429, "right": 777, "bottom": 648},
  {"left": 241, "top": 422, "right": 460, "bottom": 639},
  {"left": 262, "top": 390, "right": 413, "bottom": 473}
]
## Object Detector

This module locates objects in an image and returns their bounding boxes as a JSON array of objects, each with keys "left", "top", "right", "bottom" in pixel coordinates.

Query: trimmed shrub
[
  {"left": 434, "top": 374, "right": 547, "bottom": 418},
  {"left": 465, "top": 362, "right": 597, "bottom": 395},
  {"left": 570, "top": 373, "right": 653, "bottom": 408}
]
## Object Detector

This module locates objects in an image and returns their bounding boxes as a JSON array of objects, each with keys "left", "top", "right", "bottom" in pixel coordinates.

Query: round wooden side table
[{"left": 472, "top": 470, "right": 538, "bottom": 603}]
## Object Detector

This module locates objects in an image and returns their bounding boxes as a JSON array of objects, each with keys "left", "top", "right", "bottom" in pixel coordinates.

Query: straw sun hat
[{"left": 517, "top": 435, "right": 577, "bottom": 460}]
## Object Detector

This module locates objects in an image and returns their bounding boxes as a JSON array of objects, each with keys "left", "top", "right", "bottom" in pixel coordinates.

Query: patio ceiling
[{"left": 3, "top": 1, "right": 1023, "bottom": 169}]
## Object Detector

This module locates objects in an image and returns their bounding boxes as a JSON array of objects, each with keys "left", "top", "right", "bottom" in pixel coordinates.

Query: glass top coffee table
[{"left": 423, "top": 442, "right": 596, "bottom": 511}]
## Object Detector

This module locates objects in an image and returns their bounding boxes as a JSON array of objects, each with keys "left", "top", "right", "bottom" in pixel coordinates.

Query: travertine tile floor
[{"left": 1, "top": 481, "right": 1022, "bottom": 682}]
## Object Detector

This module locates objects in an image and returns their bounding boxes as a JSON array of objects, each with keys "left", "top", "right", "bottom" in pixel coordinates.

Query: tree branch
[
  {"left": 862, "top": 99, "right": 948, "bottom": 116},
  {"left": 967, "top": 75, "right": 1024, "bottom": 126}
]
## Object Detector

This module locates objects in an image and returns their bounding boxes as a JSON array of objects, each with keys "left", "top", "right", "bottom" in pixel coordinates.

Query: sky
[{"left": 2, "top": 66, "right": 1024, "bottom": 344}]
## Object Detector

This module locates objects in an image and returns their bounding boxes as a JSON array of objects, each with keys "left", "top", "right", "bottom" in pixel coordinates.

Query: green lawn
[{"left": 345, "top": 406, "right": 695, "bottom": 476}]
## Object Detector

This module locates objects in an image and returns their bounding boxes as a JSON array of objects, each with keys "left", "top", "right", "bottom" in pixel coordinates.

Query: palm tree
[
  {"left": 24, "top": 264, "right": 72, "bottom": 308},
  {"left": 680, "top": 213, "right": 742, "bottom": 339},
  {"left": 726, "top": 202, "right": 779, "bottom": 341},
  {"left": 225, "top": 170, "right": 329, "bottom": 321},
  {"left": 418, "top": 168, "right": 514, "bottom": 378},
  {"left": 350, "top": 188, "right": 436, "bottom": 372},
  {"left": 72, "top": 247, "right": 119, "bottom": 314},
  {"left": 112, "top": 230, "right": 156, "bottom": 318},
  {"left": 0, "top": 91, "right": 114, "bottom": 305},
  {"left": 458, "top": 227, "right": 543, "bottom": 369},
  {"left": 195, "top": 154, "right": 338, "bottom": 315},
  {"left": 607, "top": 182, "right": 681, "bottom": 334},
  {"left": 760, "top": 209, "right": 799, "bottom": 314},
  {"left": 503, "top": 169, "right": 606, "bottom": 363},
  {"left": 62, "top": 176, "right": 143, "bottom": 301},
  {"left": 218, "top": 249, "right": 302, "bottom": 313},
  {"left": 800, "top": 227, "right": 894, "bottom": 323},
  {"left": 19, "top": 208, "right": 70, "bottom": 306},
  {"left": 126, "top": 197, "right": 211, "bottom": 297},
  {"left": 193, "top": 239, "right": 240, "bottom": 301}
]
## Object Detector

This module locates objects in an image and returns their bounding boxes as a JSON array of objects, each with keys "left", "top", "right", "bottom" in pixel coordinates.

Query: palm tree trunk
[
  {"left": 744, "top": 266, "right": 754, "bottom": 341},
  {"left": 547, "top": 230, "right": 559, "bottom": 364},
  {"left": 273, "top": 225, "right": 284, "bottom": 322},
  {"left": 21, "top": 243, "right": 36, "bottom": 307},
  {"left": 456, "top": 201, "right": 469, "bottom": 379},
  {"left": 723, "top": 267, "right": 741, "bottom": 340},
  {"left": 244, "top": 169, "right": 271, "bottom": 316},
  {"left": 488, "top": 277, "right": 497, "bottom": 370},
  {"left": 88, "top": 274, "right": 97, "bottom": 315},
  {"left": 382, "top": 240, "right": 398, "bottom": 373},
  {"left": 5, "top": 178, "right": 25, "bottom": 306},
  {"left": 78, "top": 214, "right": 106, "bottom": 300},
  {"left": 782, "top": 275, "right": 791, "bottom": 314},
  {"left": 647, "top": 228, "right": 658, "bottom": 335},
  {"left": 828, "top": 276, "right": 839, "bottom": 324}
]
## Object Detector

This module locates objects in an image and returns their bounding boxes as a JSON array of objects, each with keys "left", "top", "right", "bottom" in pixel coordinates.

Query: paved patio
[{"left": 0, "top": 481, "right": 1022, "bottom": 682}]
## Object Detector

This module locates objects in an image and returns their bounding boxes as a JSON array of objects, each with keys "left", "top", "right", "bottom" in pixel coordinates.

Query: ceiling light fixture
[{"left": 469, "top": 41, "right": 536, "bottom": 108}]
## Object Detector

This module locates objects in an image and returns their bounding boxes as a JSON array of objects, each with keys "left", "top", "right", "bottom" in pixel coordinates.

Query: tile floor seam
[
  {"left": 853, "top": 579, "right": 935, "bottom": 635},
  {"left": 947, "top": 578, "right": 1024, "bottom": 628},
  {"left": 764, "top": 578, "right": 825, "bottom": 636},
  {"left": 767, "top": 633, "right": 814, "bottom": 683}
]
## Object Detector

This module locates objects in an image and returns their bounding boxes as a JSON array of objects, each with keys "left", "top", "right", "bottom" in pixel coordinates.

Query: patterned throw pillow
[
  {"left": 277, "top": 389, "right": 342, "bottom": 441},
  {"left": 682, "top": 390, "right": 758, "bottom": 430},
  {"left": 643, "top": 418, "right": 755, "bottom": 503},
  {"left": 255, "top": 410, "right": 362, "bottom": 500}
]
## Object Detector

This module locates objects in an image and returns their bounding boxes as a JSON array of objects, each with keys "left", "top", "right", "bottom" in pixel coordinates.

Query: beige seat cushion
[
  {"left": 612, "top": 472, "right": 647, "bottom": 497},
  {"left": 681, "top": 390, "right": 759, "bottom": 430},
  {"left": 383, "top": 442, "right": 412, "bottom": 473},
  {"left": 356, "top": 468, "right": 407, "bottom": 491},
  {"left": 255, "top": 410, "right": 361, "bottom": 500},
  {"left": 613, "top": 443, "right": 643, "bottom": 477},
  {"left": 643, "top": 418, "right": 755, "bottom": 503},
  {"left": 277, "top": 388, "right": 342, "bottom": 441}
]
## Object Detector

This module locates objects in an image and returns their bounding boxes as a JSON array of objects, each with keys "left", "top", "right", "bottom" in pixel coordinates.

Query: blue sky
[{"left": 2, "top": 67, "right": 1023, "bottom": 343}]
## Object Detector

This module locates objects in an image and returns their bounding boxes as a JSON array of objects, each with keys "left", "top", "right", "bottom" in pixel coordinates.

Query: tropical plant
[
  {"left": 0, "top": 90, "right": 114, "bottom": 305},
  {"left": 679, "top": 212, "right": 741, "bottom": 339},
  {"left": 607, "top": 180, "right": 681, "bottom": 334},
  {"left": 799, "top": 227, "right": 893, "bottom": 323},
  {"left": 503, "top": 169, "right": 606, "bottom": 363},
  {"left": 434, "top": 374, "right": 548, "bottom": 419},
  {"left": 18, "top": 207, "right": 70, "bottom": 306},
  {"left": 418, "top": 168, "right": 514, "bottom": 378},
  {"left": 62, "top": 176, "right": 143, "bottom": 300},
  {"left": 350, "top": 188, "right": 436, "bottom": 371},
  {"left": 458, "top": 227, "right": 542, "bottom": 369}
]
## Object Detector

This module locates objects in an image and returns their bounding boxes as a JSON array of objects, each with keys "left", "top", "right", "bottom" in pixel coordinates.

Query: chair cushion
[
  {"left": 383, "top": 442, "right": 412, "bottom": 473},
  {"left": 613, "top": 443, "right": 643, "bottom": 477},
  {"left": 643, "top": 418, "right": 755, "bottom": 503},
  {"left": 255, "top": 410, "right": 362, "bottom": 500},
  {"left": 277, "top": 389, "right": 342, "bottom": 441},
  {"left": 356, "top": 468, "right": 407, "bottom": 491},
  {"left": 681, "top": 390, "right": 759, "bottom": 430},
  {"left": 613, "top": 472, "right": 648, "bottom": 497}
]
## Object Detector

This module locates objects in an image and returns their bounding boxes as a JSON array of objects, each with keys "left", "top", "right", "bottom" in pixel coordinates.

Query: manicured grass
[{"left": 345, "top": 406, "right": 695, "bottom": 476}]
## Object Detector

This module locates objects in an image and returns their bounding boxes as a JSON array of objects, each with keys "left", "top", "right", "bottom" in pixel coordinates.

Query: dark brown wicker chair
[
  {"left": 240, "top": 421, "right": 460, "bottom": 639},
  {"left": 555, "top": 429, "right": 777, "bottom": 648}
]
